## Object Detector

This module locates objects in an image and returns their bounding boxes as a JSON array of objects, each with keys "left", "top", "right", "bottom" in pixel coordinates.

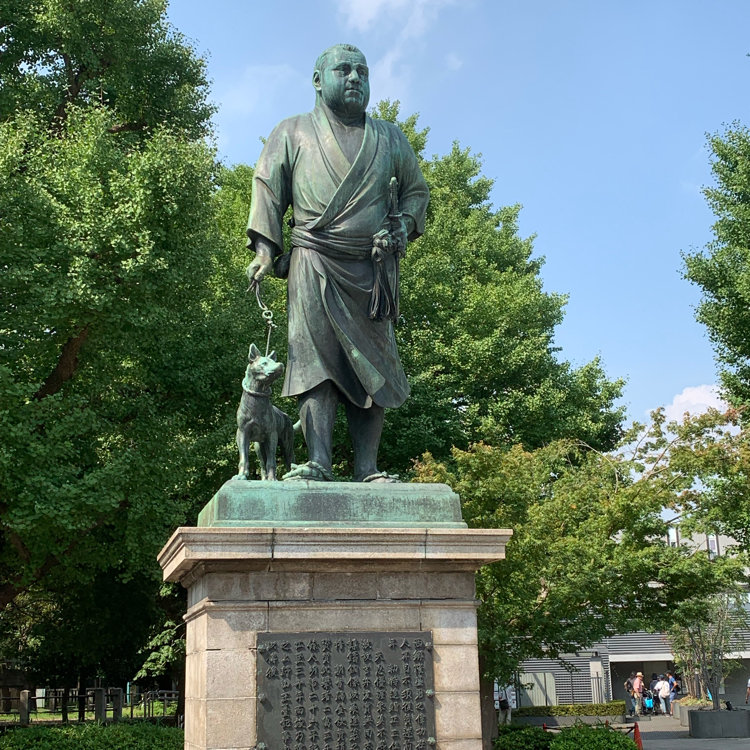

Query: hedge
[
  {"left": 495, "top": 724, "right": 636, "bottom": 750},
  {"left": 514, "top": 701, "right": 627, "bottom": 717},
  {"left": 495, "top": 726, "right": 552, "bottom": 750},
  {"left": 0, "top": 722, "right": 183, "bottom": 750}
]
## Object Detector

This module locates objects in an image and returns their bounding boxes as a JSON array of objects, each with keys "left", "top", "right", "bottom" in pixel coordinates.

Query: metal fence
[{"left": 0, "top": 688, "right": 180, "bottom": 726}]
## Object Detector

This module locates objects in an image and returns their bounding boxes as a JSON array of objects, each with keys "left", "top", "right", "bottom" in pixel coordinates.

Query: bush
[
  {"left": 550, "top": 725, "right": 636, "bottom": 749},
  {"left": 0, "top": 722, "right": 183, "bottom": 750},
  {"left": 495, "top": 724, "right": 636, "bottom": 750},
  {"left": 495, "top": 725, "right": 553, "bottom": 750},
  {"left": 514, "top": 701, "right": 627, "bottom": 717},
  {"left": 675, "top": 697, "right": 712, "bottom": 708}
]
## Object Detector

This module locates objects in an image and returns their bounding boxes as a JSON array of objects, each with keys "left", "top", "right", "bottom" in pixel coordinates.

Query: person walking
[
  {"left": 632, "top": 671, "right": 645, "bottom": 716},
  {"left": 624, "top": 672, "right": 636, "bottom": 717},
  {"left": 654, "top": 674, "right": 671, "bottom": 715}
]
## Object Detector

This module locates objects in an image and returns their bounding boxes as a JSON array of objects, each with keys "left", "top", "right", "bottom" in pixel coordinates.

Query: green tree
[
  {"left": 684, "top": 125, "right": 750, "bottom": 408},
  {"left": 0, "top": 0, "right": 264, "bottom": 657},
  {"left": 413, "top": 410, "right": 745, "bottom": 685},
  {"left": 668, "top": 590, "right": 749, "bottom": 708}
]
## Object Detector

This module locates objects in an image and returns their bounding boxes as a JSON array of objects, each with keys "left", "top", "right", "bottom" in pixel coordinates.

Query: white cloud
[
  {"left": 661, "top": 384, "right": 727, "bottom": 422},
  {"left": 370, "top": 47, "right": 412, "bottom": 106},
  {"left": 334, "top": 0, "right": 458, "bottom": 107},
  {"left": 336, "top": 0, "right": 457, "bottom": 36}
]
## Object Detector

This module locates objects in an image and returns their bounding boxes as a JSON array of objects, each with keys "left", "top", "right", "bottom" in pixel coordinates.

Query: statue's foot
[
  {"left": 361, "top": 471, "right": 400, "bottom": 484},
  {"left": 232, "top": 473, "right": 249, "bottom": 481},
  {"left": 282, "top": 461, "right": 334, "bottom": 482}
]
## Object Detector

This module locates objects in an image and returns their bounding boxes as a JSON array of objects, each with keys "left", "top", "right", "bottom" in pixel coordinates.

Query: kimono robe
[{"left": 247, "top": 105, "right": 429, "bottom": 409}]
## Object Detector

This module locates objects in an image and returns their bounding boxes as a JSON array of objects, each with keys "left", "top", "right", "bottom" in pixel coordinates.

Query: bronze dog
[{"left": 234, "top": 343, "right": 295, "bottom": 481}]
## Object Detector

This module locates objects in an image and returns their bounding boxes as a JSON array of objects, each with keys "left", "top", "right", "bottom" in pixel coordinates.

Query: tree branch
[
  {"left": 33, "top": 325, "right": 90, "bottom": 400},
  {"left": 108, "top": 121, "right": 148, "bottom": 134}
]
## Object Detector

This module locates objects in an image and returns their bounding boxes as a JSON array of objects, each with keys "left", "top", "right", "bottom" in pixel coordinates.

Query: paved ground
[{"left": 634, "top": 712, "right": 750, "bottom": 749}]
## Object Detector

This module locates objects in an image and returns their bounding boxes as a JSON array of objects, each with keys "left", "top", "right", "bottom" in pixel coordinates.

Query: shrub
[
  {"left": 675, "top": 697, "right": 712, "bottom": 708},
  {"left": 495, "top": 725, "right": 553, "bottom": 750},
  {"left": 514, "top": 701, "right": 627, "bottom": 717},
  {"left": 550, "top": 725, "right": 636, "bottom": 749},
  {"left": 0, "top": 722, "right": 183, "bottom": 750}
]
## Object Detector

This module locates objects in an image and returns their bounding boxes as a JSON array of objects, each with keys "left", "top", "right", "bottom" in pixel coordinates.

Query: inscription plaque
[{"left": 257, "top": 631, "right": 436, "bottom": 750}]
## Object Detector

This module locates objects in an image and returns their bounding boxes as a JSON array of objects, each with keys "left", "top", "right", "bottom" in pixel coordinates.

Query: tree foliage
[
  {"left": 0, "top": 0, "right": 265, "bottom": 678},
  {"left": 668, "top": 590, "right": 749, "bottom": 709},
  {"left": 414, "top": 410, "right": 746, "bottom": 682},
  {"left": 684, "top": 125, "right": 750, "bottom": 408}
]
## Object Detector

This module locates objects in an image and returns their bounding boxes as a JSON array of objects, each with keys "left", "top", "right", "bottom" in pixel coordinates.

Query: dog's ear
[
  {"left": 248, "top": 343, "right": 261, "bottom": 361},
  {"left": 268, "top": 350, "right": 277, "bottom": 361}
]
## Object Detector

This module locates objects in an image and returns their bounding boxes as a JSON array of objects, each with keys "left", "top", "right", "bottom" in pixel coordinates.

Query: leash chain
[{"left": 249, "top": 282, "right": 277, "bottom": 356}]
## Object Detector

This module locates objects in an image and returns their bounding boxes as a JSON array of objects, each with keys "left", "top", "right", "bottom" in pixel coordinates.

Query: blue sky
[{"left": 166, "top": 0, "right": 750, "bottom": 424}]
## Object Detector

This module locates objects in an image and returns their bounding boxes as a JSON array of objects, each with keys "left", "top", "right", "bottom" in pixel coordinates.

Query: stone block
[
  {"left": 268, "top": 600, "right": 421, "bottom": 632},
  {"left": 272, "top": 527, "right": 427, "bottom": 560},
  {"left": 689, "top": 709, "right": 750, "bottom": 738},
  {"left": 378, "top": 571, "right": 475, "bottom": 600},
  {"left": 434, "top": 691, "right": 482, "bottom": 740},
  {"left": 187, "top": 612, "right": 208, "bottom": 654},
  {"left": 433, "top": 644, "right": 480, "bottom": 693},
  {"left": 420, "top": 603, "right": 478, "bottom": 645},
  {"left": 312, "top": 572, "right": 379, "bottom": 600},
  {"left": 426, "top": 528, "right": 510, "bottom": 560},
  {"left": 184, "top": 697, "right": 206, "bottom": 748},
  {"left": 435, "top": 741, "right": 483, "bottom": 750},
  {"left": 185, "top": 652, "right": 206, "bottom": 700},
  {"left": 206, "top": 649, "right": 256, "bottom": 699},
  {"left": 206, "top": 607, "right": 267, "bottom": 650},
  {"left": 203, "top": 571, "right": 313, "bottom": 601},
  {"left": 205, "top": 698, "right": 256, "bottom": 748},
  {"left": 188, "top": 576, "right": 207, "bottom": 608}
]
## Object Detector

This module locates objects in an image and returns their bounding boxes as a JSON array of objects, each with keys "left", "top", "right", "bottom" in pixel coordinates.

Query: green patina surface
[{"left": 197, "top": 481, "right": 466, "bottom": 528}]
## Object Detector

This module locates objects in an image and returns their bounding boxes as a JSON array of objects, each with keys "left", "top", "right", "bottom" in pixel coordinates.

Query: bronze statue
[
  {"left": 246, "top": 44, "right": 429, "bottom": 482},
  {"left": 234, "top": 344, "right": 295, "bottom": 482}
]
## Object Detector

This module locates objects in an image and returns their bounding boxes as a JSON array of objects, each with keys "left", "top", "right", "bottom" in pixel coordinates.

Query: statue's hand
[
  {"left": 246, "top": 252, "right": 274, "bottom": 289},
  {"left": 390, "top": 216, "right": 408, "bottom": 256}
]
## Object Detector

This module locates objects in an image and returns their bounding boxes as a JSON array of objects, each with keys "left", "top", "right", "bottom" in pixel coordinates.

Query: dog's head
[{"left": 245, "top": 343, "right": 284, "bottom": 384}]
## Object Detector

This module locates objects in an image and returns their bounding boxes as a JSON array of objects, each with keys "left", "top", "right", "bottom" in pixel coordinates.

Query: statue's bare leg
[
  {"left": 345, "top": 401, "right": 397, "bottom": 482},
  {"left": 284, "top": 380, "right": 338, "bottom": 480}
]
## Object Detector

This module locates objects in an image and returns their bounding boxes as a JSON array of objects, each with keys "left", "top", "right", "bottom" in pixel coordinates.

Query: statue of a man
[{"left": 246, "top": 44, "right": 429, "bottom": 482}]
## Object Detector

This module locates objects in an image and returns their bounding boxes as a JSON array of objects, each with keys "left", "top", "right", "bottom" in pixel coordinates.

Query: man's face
[{"left": 315, "top": 49, "right": 370, "bottom": 117}]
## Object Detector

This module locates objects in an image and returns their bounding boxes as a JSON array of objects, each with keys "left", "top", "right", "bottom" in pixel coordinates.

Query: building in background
[{"left": 515, "top": 529, "right": 750, "bottom": 706}]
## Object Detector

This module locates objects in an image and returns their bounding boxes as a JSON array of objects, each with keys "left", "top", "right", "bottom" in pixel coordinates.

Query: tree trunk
[
  {"left": 61, "top": 686, "right": 69, "bottom": 724},
  {"left": 77, "top": 672, "right": 88, "bottom": 722},
  {"left": 175, "top": 660, "right": 185, "bottom": 727},
  {"left": 478, "top": 653, "right": 498, "bottom": 750}
]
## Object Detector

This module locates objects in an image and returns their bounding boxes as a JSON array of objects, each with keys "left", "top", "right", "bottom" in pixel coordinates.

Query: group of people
[{"left": 625, "top": 670, "right": 680, "bottom": 716}]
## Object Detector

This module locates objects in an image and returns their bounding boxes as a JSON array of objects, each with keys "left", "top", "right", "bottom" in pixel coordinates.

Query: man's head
[{"left": 313, "top": 44, "right": 370, "bottom": 118}]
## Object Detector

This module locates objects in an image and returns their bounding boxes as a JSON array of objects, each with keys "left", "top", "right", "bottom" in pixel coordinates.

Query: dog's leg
[
  {"left": 264, "top": 431, "right": 279, "bottom": 481},
  {"left": 254, "top": 441, "right": 267, "bottom": 481},
  {"left": 236, "top": 426, "right": 250, "bottom": 480}
]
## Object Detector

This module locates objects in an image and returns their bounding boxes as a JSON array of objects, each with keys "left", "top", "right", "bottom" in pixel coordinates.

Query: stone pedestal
[{"left": 159, "top": 483, "right": 510, "bottom": 750}]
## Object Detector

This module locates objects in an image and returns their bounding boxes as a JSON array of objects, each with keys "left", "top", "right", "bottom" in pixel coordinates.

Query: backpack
[{"left": 624, "top": 679, "right": 633, "bottom": 693}]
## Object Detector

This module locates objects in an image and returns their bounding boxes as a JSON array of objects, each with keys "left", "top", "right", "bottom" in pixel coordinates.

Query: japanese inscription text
[{"left": 257, "top": 631, "right": 436, "bottom": 750}]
